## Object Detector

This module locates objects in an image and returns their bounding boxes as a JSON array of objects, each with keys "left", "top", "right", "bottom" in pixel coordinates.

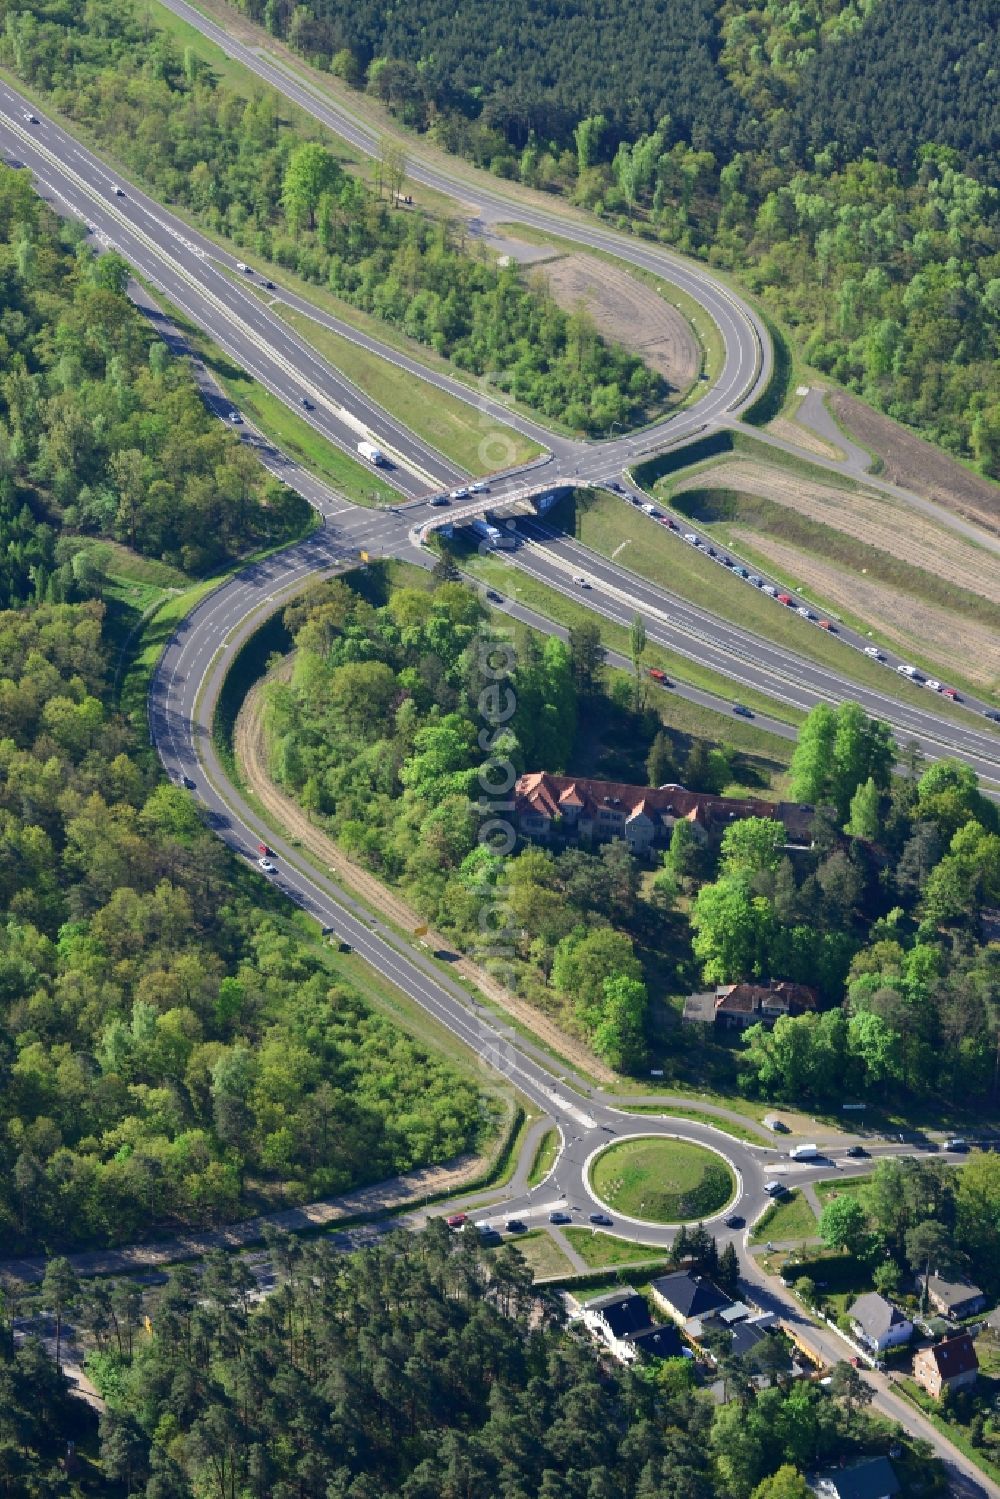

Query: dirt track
[
  {"left": 530, "top": 253, "right": 700, "bottom": 395},
  {"left": 235, "top": 663, "right": 618, "bottom": 1085},
  {"left": 767, "top": 414, "right": 841, "bottom": 462},
  {"left": 677, "top": 460, "right": 1000, "bottom": 605},
  {"left": 827, "top": 389, "right": 1000, "bottom": 536},
  {"left": 729, "top": 529, "right": 1000, "bottom": 692}
]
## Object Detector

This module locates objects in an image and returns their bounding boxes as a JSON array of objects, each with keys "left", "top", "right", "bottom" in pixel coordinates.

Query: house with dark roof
[
  {"left": 913, "top": 1333, "right": 979, "bottom": 1399},
  {"left": 514, "top": 771, "right": 814, "bottom": 854},
  {"left": 849, "top": 1293, "right": 913, "bottom": 1353},
  {"left": 581, "top": 1288, "right": 652, "bottom": 1362},
  {"left": 579, "top": 1288, "right": 688, "bottom": 1364},
  {"left": 683, "top": 980, "right": 819, "bottom": 1030},
  {"left": 650, "top": 1271, "right": 734, "bottom": 1329},
  {"left": 810, "top": 1457, "right": 900, "bottom": 1499},
  {"left": 629, "top": 1323, "right": 686, "bottom": 1361},
  {"left": 917, "top": 1274, "right": 986, "bottom": 1321}
]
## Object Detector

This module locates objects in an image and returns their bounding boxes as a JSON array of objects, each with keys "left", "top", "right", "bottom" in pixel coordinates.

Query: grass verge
[
  {"left": 749, "top": 1189, "right": 819, "bottom": 1245},
  {"left": 618, "top": 1104, "right": 764, "bottom": 1144},
  {"left": 145, "top": 288, "right": 398, "bottom": 507},
  {"left": 526, "top": 1128, "right": 560, "bottom": 1188},
  {"left": 506, "top": 1230, "right": 575, "bottom": 1280},
  {"left": 563, "top": 1227, "right": 674, "bottom": 1271},
  {"left": 590, "top": 1137, "right": 735, "bottom": 1223},
  {"left": 275, "top": 304, "right": 543, "bottom": 473},
  {"left": 455, "top": 543, "right": 802, "bottom": 748},
  {"left": 896, "top": 1380, "right": 1000, "bottom": 1488}
]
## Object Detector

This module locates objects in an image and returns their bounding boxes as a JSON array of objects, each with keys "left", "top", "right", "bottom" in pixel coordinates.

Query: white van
[{"left": 790, "top": 1143, "right": 819, "bottom": 1160}]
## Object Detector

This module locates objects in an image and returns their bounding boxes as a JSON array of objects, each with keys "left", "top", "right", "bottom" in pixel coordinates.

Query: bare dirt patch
[
  {"left": 767, "top": 415, "right": 842, "bottom": 462},
  {"left": 676, "top": 460, "right": 1000, "bottom": 605},
  {"left": 729, "top": 528, "right": 1000, "bottom": 692},
  {"left": 530, "top": 254, "right": 700, "bottom": 396},
  {"left": 827, "top": 389, "right": 1000, "bottom": 537},
  {"left": 236, "top": 662, "right": 618, "bottom": 1085}
]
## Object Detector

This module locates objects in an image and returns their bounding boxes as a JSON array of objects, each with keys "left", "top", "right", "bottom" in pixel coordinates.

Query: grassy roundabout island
[{"left": 590, "top": 1137, "right": 736, "bottom": 1224}]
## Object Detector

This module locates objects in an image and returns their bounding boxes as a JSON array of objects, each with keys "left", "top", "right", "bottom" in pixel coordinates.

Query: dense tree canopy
[
  {"left": 0, "top": 602, "right": 485, "bottom": 1253},
  {"left": 0, "top": 0, "right": 663, "bottom": 434}
]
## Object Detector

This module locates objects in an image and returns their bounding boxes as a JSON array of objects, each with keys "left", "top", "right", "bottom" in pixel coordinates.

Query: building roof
[
  {"left": 629, "top": 1323, "right": 684, "bottom": 1359},
  {"left": 651, "top": 1272, "right": 733, "bottom": 1320},
  {"left": 920, "top": 1274, "right": 985, "bottom": 1312},
  {"left": 586, "top": 1289, "right": 652, "bottom": 1339},
  {"left": 718, "top": 1302, "right": 753, "bottom": 1325},
  {"left": 920, "top": 1333, "right": 979, "bottom": 1379},
  {"left": 716, "top": 981, "right": 818, "bottom": 1015},
  {"left": 514, "top": 771, "right": 808, "bottom": 835},
  {"left": 849, "top": 1293, "right": 909, "bottom": 1340},
  {"left": 813, "top": 1457, "right": 900, "bottom": 1499}
]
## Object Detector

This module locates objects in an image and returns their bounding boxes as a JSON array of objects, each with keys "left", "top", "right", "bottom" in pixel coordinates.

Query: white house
[{"left": 848, "top": 1293, "right": 913, "bottom": 1353}]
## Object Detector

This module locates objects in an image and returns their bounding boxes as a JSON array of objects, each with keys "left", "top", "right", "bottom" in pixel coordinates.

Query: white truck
[
  {"left": 789, "top": 1143, "right": 819, "bottom": 1160},
  {"left": 469, "top": 516, "right": 504, "bottom": 548},
  {"left": 357, "top": 440, "right": 385, "bottom": 466}
]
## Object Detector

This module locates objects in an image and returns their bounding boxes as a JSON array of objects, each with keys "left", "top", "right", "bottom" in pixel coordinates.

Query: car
[
  {"left": 23, "top": 112, "right": 38, "bottom": 124},
  {"left": 722, "top": 556, "right": 734, "bottom": 568},
  {"left": 666, "top": 518, "right": 679, "bottom": 530},
  {"left": 985, "top": 709, "right": 1000, "bottom": 724},
  {"left": 725, "top": 1214, "right": 744, "bottom": 1229},
  {"left": 896, "top": 663, "right": 919, "bottom": 678},
  {"left": 818, "top": 620, "right": 836, "bottom": 631},
  {"left": 257, "top": 842, "right": 272, "bottom": 857},
  {"left": 264, "top": 279, "right": 275, "bottom": 289},
  {"left": 732, "top": 703, "right": 754, "bottom": 718},
  {"left": 648, "top": 668, "right": 673, "bottom": 687},
  {"left": 486, "top": 590, "right": 503, "bottom": 602},
  {"left": 470, "top": 481, "right": 489, "bottom": 494},
  {"left": 762, "top": 583, "right": 777, "bottom": 596},
  {"left": 640, "top": 503, "right": 657, "bottom": 516},
  {"left": 845, "top": 1145, "right": 867, "bottom": 1158},
  {"left": 925, "top": 679, "right": 942, "bottom": 692},
  {"left": 573, "top": 575, "right": 590, "bottom": 587},
  {"left": 181, "top": 776, "right": 196, "bottom": 790},
  {"left": 505, "top": 1219, "right": 526, "bottom": 1233},
  {"left": 776, "top": 593, "right": 794, "bottom": 606},
  {"left": 450, "top": 487, "right": 469, "bottom": 500},
  {"left": 239, "top": 262, "right": 253, "bottom": 274},
  {"left": 258, "top": 857, "right": 276, "bottom": 873},
  {"left": 429, "top": 494, "right": 450, "bottom": 506},
  {"left": 549, "top": 1210, "right": 571, "bottom": 1225},
  {"left": 944, "top": 1138, "right": 968, "bottom": 1152},
  {"left": 734, "top": 566, "right": 749, "bottom": 579},
  {"left": 446, "top": 1213, "right": 467, "bottom": 1229},
  {"left": 797, "top": 607, "right": 815, "bottom": 619},
  {"left": 763, "top": 1181, "right": 786, "bottom": 1198},
  {"left": 114, "top": 186, "right": 125, "bottom": 197},
  {"left": 863, "top": 646, "right": 885, "bottom": 659},
  {"left": 941, "top": 687, "right": 961, "bottom": 701},
  {"left": 300, "top": 396, "right": 313, "bottom": 410},
  {"left": 706, "top": 546, "right": 717, "bottom": 558},
  {"left": 748, "top": 574, "right": 763, "bottom": 587},
  {"left": 683, "top": 533, "right": 700, "bottom": 545},
  {"left": 337, "top": 940, "right": 352, "bottom": 953},
  {"left": 588, "top": 1213, "right": 613, "bottom": 1226},
  {"left": 227, "top": 410, "right": 242, "bottom": 424}
]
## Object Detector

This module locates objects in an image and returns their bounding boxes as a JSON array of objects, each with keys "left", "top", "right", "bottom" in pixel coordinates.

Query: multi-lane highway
[{"left": 4, "top": 43, "right": 1000, "bottom": 1487}]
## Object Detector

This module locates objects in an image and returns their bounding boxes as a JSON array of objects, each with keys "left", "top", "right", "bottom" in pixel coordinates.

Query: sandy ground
[
  {"left": 235, "top": 662, "right": 618, "bottom": 1084},
  {"left": 730, "top": 528, "right": 1000, "bottom": 691},
  {"left": 827, "top": 389, "right": 1000, "bottom": 536},
  {"left": 529, "top": 253, "right": 700, "bottom": 395},
  {"left": 767, "top": 414, "right": 842, "bottom": 462},
  {"left": 676, "top": 459, "right": 1000, "bottom": 605}
]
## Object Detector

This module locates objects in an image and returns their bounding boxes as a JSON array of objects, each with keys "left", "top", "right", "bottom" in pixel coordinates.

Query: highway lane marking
[{"left": 0, "top": 110, "right": 442, "bottom": 494}]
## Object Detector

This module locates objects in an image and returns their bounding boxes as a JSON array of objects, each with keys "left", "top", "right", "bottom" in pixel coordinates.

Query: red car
[
  {"left": 649, "top": 668, "right": 667, "bottom": 682},
  {"left": 776, "top": 593, "right": 794, "bottom": 606},
  {"left": 257, "top": 842, "right": 272, "bottom": 857},
  {"left": 666, "top": 518, "right": 678, "bottom": 530},
  {"left": 941, "top": 687, "right": 960, "bottom": 701},
  {"left": 446, "top": 1213, "right": 467, "bottom": 1229}
]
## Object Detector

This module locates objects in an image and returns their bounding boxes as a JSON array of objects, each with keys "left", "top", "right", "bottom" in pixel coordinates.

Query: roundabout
[{"left": 587, "top": 1134, "right": 738, "bottom": 1227}]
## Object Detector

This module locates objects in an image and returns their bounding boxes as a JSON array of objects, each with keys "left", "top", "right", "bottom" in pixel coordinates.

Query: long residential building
[{"left": 514, "top": 771, "right": 815, "bottom": 853}]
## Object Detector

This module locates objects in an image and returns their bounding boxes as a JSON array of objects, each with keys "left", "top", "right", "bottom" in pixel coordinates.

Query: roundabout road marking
[{"left": 582, "top": 1132, "right": 743, "bottom": 1232}]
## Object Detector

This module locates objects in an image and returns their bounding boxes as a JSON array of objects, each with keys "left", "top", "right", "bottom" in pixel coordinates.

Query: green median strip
[
  {"left": 273, "top": 304, "right": 543, "bottom": 475},
  {"left": 454, "top": 542, "right": 802, "bottom": 754}
]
